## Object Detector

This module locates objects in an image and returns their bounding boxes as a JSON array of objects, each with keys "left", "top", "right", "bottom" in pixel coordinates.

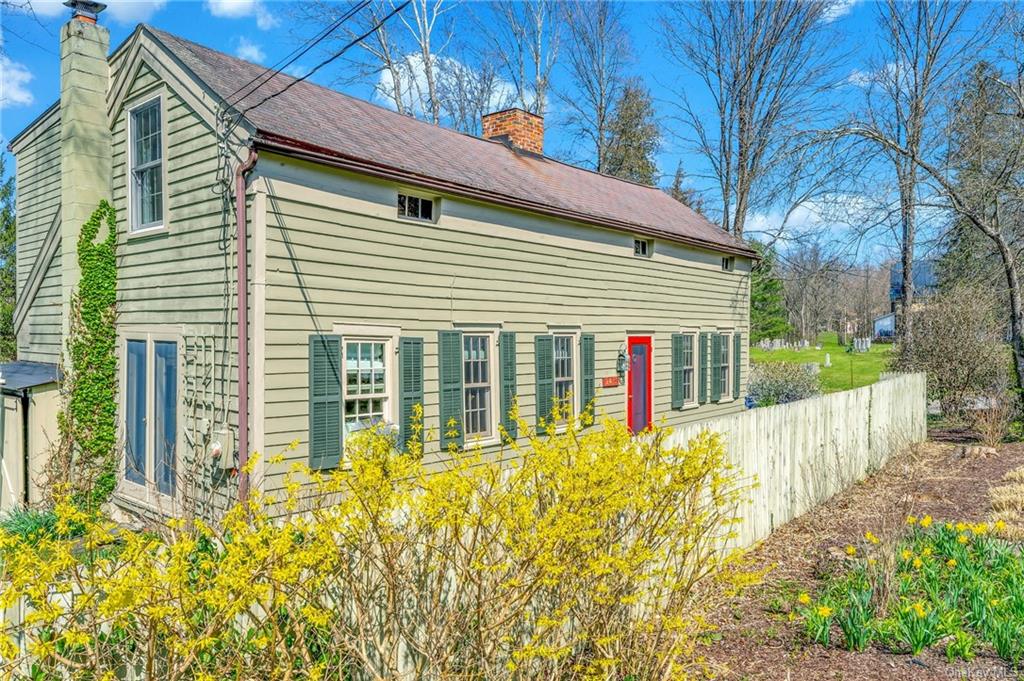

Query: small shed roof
[{"left": 0, "top": 361, "right": 61, "bottom": 391}]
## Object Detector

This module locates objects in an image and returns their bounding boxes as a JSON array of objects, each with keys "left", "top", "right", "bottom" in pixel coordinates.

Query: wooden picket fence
[{"left": 665, "top": 372, "right": 928, "bottom": 548}]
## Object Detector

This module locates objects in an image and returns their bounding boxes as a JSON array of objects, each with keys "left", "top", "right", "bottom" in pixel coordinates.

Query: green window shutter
[
  {"left": 671, "top": 333, "right": 685, "bottom": 410},
  {"left": 711, "top": 333, "right": 722, "bottom": 402},
  {"left": 534, "top": 335, "right": 554, "bottom": 426},
  {"left": 580, "top": 333, "right": 596, "bottom": 419},
  {"left": 438, "top": 330, "right": 464, "bottom": 450},
  {"left": 682, "top": 334, "right": 694, "bottom": 402},
  {"left": 308, "top": 334, "right": 342, "bottom": 470},
  {"left": 399, "top": 336, "right": 424, "bottom": 454},
  {"left": 733, "top": 332, "right": 742, "bottom": 399},
  {"left": 499, "top": 331, "right": 518, "bottom": 440},
  {"left": 698, "top": 332, "right": 709, "bottom": 405}
]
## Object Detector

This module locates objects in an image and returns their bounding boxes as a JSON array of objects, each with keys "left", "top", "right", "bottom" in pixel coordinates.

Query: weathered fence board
[{"left": 665, "top": 372, "right": 927, "bottom": 548}]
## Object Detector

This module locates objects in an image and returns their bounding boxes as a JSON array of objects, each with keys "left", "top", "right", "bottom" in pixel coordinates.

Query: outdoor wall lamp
[{"left": 616, "top": 344, "right": 628, "bottom": 381}]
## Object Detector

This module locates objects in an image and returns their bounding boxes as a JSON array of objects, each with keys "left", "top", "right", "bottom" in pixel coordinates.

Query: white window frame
[
  {"left": 721, "top": 256, "right": 735, "bottom": 272},
  {"left": 116, "top": 325, "right": 183, "bottom": 512},
  {"left": 126, "top": 92, "right": 168, "bottom": 235},
  {"left": 548, "top": 327, "right": 581, "bottom": 419},
  {"left": 633, "top": 237, "right": 653, "bottom": 258},
  {"left": 461, "top": 330, "right": 500, "bottom": 445},
  {"left": 332, "top": 324, "right": 400, "bottom": 454},
  {"left": 397, "top": 190, "right": 438, "bottom": 223},
  {"left": 679, "top": 328, "right": 699, "bottom": 409}
]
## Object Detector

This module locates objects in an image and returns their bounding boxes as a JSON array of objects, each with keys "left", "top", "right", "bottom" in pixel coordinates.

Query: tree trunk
[
  {"left": 994, "top": 234, "right": 1024, "bottom": 395},
  {"left": 897, "top": 171, "right": 916, "bottom": 348}
]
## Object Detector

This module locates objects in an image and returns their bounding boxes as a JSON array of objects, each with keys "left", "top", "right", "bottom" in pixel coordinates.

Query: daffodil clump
[
  {"left": 795, "top": 516, "right": 1024, "bottom": 665},
  {"left": 0, "top": 406, "right": 754, "bottom": 680}
]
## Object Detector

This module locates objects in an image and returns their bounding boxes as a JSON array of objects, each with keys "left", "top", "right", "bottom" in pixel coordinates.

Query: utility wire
[
  {"left": 222, "top": 0, "right": 371, "bottom": 107},
  {"left": 237, "top": 0, "right": 411, "bottom": 118}
]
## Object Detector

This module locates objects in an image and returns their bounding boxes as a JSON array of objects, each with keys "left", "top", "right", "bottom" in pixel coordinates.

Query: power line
[
  {"left": 238, "top": 0, "right": 411, "bottom": 118},
  {"left": 223, "top": 0, "right": 372, "bottom": 108}
]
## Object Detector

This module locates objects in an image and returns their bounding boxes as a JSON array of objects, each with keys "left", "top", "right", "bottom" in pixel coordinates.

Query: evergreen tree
[
  {"left": 0, "top": 155, "right": 15, "bottom": 361},
  {"left": 666, "top": 161, "right": 705, "bottom": 215},
  {"left": 749, "top": 241, "right": 790, "bottom": 342},
  {"left": 604, "top": 79, "right": 660, "bottom": 185}
]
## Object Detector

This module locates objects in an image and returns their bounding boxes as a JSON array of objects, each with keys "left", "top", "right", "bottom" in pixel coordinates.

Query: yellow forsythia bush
[{"left": 0, "top": 407, "right": 752, "bottom": 680}]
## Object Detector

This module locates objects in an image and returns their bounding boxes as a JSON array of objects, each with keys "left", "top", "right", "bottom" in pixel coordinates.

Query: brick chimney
[
  {"left": 481, "top": 108, "right": 543, "bottom": 155},
  {"left": 60, "top": 0, "right": 112, "bottom": 341}
]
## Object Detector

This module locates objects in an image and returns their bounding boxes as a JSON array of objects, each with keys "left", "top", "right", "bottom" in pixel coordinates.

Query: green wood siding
[
  {"left": 13, "top": 110, "right": 62, "bottom": 362},
  {"left": 257, "top": 156, "right": 750, "bottom": 492}
]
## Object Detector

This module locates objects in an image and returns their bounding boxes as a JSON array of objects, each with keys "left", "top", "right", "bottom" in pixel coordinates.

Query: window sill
[
  {"left": 127, "top": 224, "right": 168, "bottom": 240},
  {"left": 463, "top": 434, "right": 501, "bottom": 449},
  {"left": 113, "top": 486, "right": 179, "bottom": 520}
]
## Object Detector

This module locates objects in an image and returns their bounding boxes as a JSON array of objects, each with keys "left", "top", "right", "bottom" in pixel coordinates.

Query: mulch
[{"left": 704, "top": 433, "right": 1024, "bottom": 681}]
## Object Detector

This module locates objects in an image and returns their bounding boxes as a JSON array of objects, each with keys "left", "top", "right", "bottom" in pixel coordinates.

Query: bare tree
[
  {"left": 290, "top": 0, "right": 454, "bottom": 123},
  {"left": 477, "top": 0, "right": 560, "bottom": 115},
  {"left": 839, "top": 12, "right": 1024, "bottom": 392},
  {"left": 437, "top": 48, "right": 514, "bottom": 134},
  {"left": 860, "top": 0, "right": 981, "bottom": 348},
  {"left": 658, "top": 0, "right": 839, "bottom": 238},
  {"left": 780, "top": 239, "right": 843, "bottom": 341},
  {"left": 559, "top": 0, "right": 630, "bottom": 172}
]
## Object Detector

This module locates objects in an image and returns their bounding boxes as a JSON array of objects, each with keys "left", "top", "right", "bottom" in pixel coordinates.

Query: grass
[{"left": 750, "top": 332, "right": 892, "bottom": 393}]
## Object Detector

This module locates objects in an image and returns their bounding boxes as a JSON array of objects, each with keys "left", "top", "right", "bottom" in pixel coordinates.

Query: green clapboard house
[{"left": 6, "top": 2, "right": 755, "bottom": 518}]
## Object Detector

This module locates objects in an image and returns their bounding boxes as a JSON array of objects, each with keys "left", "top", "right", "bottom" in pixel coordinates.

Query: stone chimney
[
  {"left": 60, "top": 0, "right": 112, "bottom": 340},
  {"left": 481, "top": 108, "right": 543, "bottom": 155}
]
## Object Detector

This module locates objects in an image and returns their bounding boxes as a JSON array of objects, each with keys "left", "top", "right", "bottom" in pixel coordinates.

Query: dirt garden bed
[{"left": 707, "top": 432, "right": 1024, "bottom": 680}]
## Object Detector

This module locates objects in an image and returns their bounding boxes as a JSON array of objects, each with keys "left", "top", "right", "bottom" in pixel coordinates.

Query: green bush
[{"left": 748, "top": 362, "right": 822, "bottom": 407}]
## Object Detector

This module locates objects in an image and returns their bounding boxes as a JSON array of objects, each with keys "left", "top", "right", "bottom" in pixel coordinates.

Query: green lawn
[{"left": 749, "top": 332, "right": 892, "bottom": 393}]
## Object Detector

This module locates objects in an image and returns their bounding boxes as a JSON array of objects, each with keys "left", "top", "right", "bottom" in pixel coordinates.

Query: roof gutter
[
  {"left": 251, "top": 132, "right": 758, "bottom": 260},
  {"left": 236, "top": 146, "right": 258, "bottom": 504}
]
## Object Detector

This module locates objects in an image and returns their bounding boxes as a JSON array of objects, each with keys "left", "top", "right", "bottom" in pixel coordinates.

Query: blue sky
[{"left": 2, "top": 0, "right": 904, "bottom": 259}]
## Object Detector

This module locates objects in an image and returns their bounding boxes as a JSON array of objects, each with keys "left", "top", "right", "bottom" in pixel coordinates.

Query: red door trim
[{"left": 627, "top": 335, "right": 653, "bottom": 433}]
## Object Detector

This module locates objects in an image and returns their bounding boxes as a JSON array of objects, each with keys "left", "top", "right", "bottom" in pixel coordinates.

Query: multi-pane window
[
  {"left": 553, "top": 334, "right": 575, "bottom": 409},
  {"left": 398, "top": 193, "right": 434, "bottom": 221},
  {"left": 718, "top": 333, "right": 731, "bottom": 398},
  {"left": 633, "top": 238, "right": 652, "bottom": 258},
  {"left": 463, "top": 334, "right": 492, "bottom": 437},
  {"left": 343, "top": 340, "right": 389, "bottom": 437},
  {"left": 681, "top": 333, "right": 695, "bottom": 402},
  {"left": 721, "top": 256, "right": 735, "bottom": 271},
  {"left": 130, "top": 99, "right": 163, "bottom": 231},
  {"left": 124, "top": 336, "right": 178, "bottom": 498}
]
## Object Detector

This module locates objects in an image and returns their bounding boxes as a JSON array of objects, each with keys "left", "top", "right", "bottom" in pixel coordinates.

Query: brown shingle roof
[{"left": 148, "top": 27, "right": 753, "bottom": 257}]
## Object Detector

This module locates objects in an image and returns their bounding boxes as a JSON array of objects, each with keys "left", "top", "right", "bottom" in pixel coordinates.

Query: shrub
[
  {"left": 891, "top": 285, "right": 1009, "bottom": 423},
  {"left": 747, "top": 362, "right": 822, "bottom": 407},
  {"left": 0, "top": 410, "right": 753, "bottom": 680}
]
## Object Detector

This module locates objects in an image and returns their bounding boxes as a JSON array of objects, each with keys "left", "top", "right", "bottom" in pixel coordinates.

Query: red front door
[{"left": 627, "top": 336, "right": 652, "bottom": 433}]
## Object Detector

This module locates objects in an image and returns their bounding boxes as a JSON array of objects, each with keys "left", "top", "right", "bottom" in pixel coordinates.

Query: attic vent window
[
  {"left": 633, "top": 238, "right": 652, "bottom": 258},
  {"left": 721, "top": 256, "right": 735, "bottom": 272},
  {"left": 398, "top": 193, "right": 435, "bottom": 222}
]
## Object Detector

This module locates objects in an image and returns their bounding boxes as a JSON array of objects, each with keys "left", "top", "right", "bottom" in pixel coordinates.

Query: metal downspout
[{"left": 236, "top": 146, "right": 258, "bottom": 503}]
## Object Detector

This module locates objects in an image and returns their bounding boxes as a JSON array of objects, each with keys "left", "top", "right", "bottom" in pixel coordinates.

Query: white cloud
[
  {"left": 17, "top": 0, "right": 165, "bottom": 22},
  {"left": 205, "top": 0, "right": 278, "bottom": 29},
  {"left": 20, "top": 1, "right": 66, "bottom": 18},
  {"left": 847, "top": 62, "right": 898, "bottom": 88},
  {"left": 104, "top": 0, "right": 167, "bottom": 24},
  {"left": 376, "top": 53, "right": 520, "bottom": 116},
  {"left": 235, "top": 36, "right": 265, "bottom": 64},
  {"left": 0, "top": 54, "right": 35, "bottom": 109},
  {"left": 822, "top": 0, "right": 859, "bottom": 23}
]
